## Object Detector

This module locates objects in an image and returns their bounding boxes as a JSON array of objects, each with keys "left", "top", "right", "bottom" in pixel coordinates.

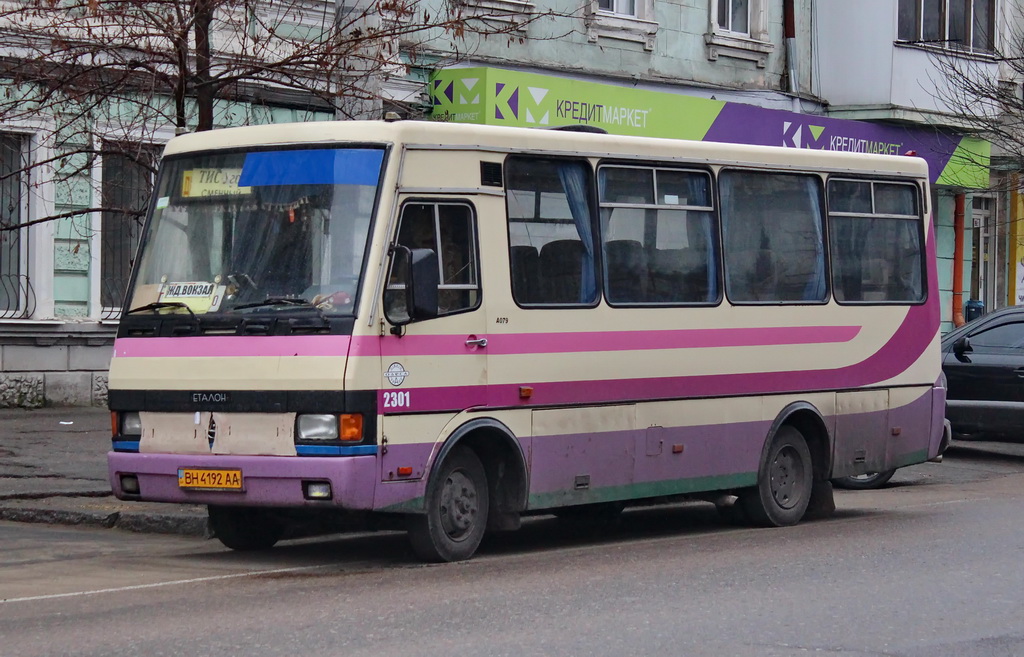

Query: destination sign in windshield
[{"left": 181, "top": 168, "right": 252, "bottom": 197}]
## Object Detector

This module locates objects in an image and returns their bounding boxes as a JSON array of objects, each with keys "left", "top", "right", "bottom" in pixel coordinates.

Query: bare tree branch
[{"left": 0, "top": 0, "right": 581, "bottom": 230}]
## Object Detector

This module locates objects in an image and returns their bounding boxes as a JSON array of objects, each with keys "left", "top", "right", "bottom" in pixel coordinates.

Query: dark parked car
[{"left": 942, "top": 305, "right": 1024, "bottom": 442}]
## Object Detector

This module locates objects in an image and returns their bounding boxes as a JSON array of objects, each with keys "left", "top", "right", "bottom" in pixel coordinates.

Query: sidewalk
[{"left": 0, "top": 407, "right": 209, "bottom": 537}]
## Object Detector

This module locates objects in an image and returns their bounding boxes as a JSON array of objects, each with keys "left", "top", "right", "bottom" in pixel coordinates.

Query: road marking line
[{"left": 0, "top": 564, "right": 327, "bottom": 604}]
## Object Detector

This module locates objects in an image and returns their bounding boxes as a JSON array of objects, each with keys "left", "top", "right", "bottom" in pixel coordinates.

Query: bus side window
[
  {"left": 828, "top": 179, "right": 924, "bottom": 304},
  {"left": 720, "top": 171, "right": 827, "bottom": 304},
  {"left": 505, "top": 157, "right": 598, "bottom": 306},
  {"left": 385, "top": 201, "right": 480, "bottom": 323},
  {"left": 598, "top": 165, "right": 718, "bottom": 305}
]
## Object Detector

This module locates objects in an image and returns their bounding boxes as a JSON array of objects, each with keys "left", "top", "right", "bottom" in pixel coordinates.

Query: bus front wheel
[
  {"left": 408, "top": 447, "right": 489, "bottom": 562},
  {"left": 209, "top": 505, "right": 285, "bottom": 551},
  {"left": 741, "top": 425, "right": 813, "bottom": 527}
]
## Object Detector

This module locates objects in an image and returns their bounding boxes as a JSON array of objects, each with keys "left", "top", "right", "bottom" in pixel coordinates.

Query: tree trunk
[{"left": 194, "top": 0, "right": 215, "bottom": 132}]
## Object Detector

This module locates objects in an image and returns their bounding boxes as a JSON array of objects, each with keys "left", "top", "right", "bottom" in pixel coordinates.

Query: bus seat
[
  {"left": 650, "top": 248, "right": 708, "bottom": 302},
  {"left": 605, "top": 239, "right": 648, "bottom": 303},
  {"left": 539, "top": 239, "right": 584, "bottom": 304},
  {"left": 510, "top": 245, "right": 541, "bottom": 303}
]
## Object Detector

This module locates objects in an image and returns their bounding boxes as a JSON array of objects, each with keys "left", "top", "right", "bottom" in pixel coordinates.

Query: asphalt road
[{"left": 2, "top": 442, "right": 1024, "bottom": 657}]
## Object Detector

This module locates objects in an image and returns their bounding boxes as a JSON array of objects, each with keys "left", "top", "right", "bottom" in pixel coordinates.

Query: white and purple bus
[{"left": 108, "top": 120, "right": 949, "bottom": 561}]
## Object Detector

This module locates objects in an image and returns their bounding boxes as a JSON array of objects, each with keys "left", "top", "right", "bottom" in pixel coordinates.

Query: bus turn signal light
[{"left": 340, "top": 414, "right": 363, "bottom": 441}]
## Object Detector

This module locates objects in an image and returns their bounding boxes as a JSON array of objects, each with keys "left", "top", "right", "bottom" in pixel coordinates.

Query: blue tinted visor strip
[
  {"left": 238, "top": 149, "right": 384, "bottom": 187},
  {"left": 296, "top": 444, "right": 378, "bottom": 456},
  {"left": 111, "top": 441, "right": 376, "bottom": 456}
]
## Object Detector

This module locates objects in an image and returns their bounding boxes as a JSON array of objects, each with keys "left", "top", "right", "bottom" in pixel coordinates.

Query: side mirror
[
  {"left": 953, "top": 336, "right": 972, "bottom": 360},
  {"left": 407, "top": 247, "right": 440, "bottom": 321},
  {"left": 385, "top": 245, "right": 438, "bottom": 330}
]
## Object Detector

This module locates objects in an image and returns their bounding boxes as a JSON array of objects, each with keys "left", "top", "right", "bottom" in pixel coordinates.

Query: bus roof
[{"left": 163, "top": 120, "right": 931, "bottom": 179}]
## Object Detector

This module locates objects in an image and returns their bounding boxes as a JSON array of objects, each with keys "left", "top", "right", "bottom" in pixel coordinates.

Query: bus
[{"left": 107, "top": 119, "right": 950, "bottom": 562}]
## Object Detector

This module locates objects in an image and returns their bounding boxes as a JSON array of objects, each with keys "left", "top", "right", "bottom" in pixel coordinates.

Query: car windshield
[{"left": 126, "top": 147, "right": 384, "bottom": 316}]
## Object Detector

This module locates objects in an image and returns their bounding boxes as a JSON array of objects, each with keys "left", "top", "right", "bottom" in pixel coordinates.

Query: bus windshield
[{"left": 126, "top": 147, "right": 385, "bottom": 316}]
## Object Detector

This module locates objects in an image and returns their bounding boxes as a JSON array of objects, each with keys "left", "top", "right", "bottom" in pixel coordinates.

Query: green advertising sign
[
  {"left": 430, "top": 67, "right": 724, "bottom": 141},
  {"left": 430, "top": 66, "right": 991, "bottom": 189}
]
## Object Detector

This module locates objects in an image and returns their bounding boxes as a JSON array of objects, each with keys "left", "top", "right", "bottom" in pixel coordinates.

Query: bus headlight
[
  {"left": 121, "top": 412, "right": 142, "bottom": 437},
  {"left": 296, "top": 414, "right": 340, "bottom": 441}
]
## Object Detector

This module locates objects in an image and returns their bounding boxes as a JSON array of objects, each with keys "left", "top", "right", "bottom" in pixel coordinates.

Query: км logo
[{"left": 783, "top": 121, "right": 827, "bottom": 149}]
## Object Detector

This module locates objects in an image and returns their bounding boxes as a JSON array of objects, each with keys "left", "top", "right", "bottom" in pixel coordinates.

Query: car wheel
[{"left": 831, "top": 469, "right": 897, "bottom": 490}]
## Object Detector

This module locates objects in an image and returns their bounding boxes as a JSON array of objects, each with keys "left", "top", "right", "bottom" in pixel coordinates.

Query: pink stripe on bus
[
  {"left": 356, "top": 325, "right": 863, "bottom": 358},
  {"left": 113, "top": 335, "right": 351, "bottom": 358},
  {"left": 482, "top": 325, "right": 861, "bottom": 355},
  {"left": 381, "top": 299, "right": 937, "bottom": 414}
]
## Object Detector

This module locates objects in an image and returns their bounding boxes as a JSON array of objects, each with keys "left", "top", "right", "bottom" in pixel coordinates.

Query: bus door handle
[{"left": 465, "top": 336, "right": 488, "bottom": 348}]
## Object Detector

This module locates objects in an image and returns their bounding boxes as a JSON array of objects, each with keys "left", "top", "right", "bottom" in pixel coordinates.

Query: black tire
[
  {"left": 209, "top": 505, "right": 285, "bottom": 551},
  {"left": 740, "top": 425, "right": 813, "bottom": 527},
  {"left": 408, "top": 447, "right": 489, "bottom": 562},
  {"left": 831, "top": 469, "right": 897, "bottom": 490}
]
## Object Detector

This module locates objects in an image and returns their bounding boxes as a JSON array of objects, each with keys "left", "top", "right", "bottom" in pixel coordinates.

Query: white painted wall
[{"left": 814, "top": 0, "right": 896, "bottom": 106}]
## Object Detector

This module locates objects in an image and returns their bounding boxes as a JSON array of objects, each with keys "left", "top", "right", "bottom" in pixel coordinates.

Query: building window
[
  {"left": 706, "top": 0, "right": 773, "bottom": 67},
  {"left": 100, "top": 142, "right": 159, "bottom": 315},
  {"left": 898, "top": 0, "right": 995, "bottom": 53},
  {"left": 0, "top": 133, "right": 32, "bottom": 319},
  {"left": 585, "top": 0, "right": 658, "bottom": 50},
  {"left": 716, "top": 0, "right": 749, "bottom": 35},
  {"left": 599, "top": 0, "right": 637, "bottom": 17}
]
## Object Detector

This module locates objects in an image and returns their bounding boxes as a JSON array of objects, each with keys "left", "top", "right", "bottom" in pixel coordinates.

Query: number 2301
[{"left": 383, "top": 391, "right": 411, "bottom": 408}]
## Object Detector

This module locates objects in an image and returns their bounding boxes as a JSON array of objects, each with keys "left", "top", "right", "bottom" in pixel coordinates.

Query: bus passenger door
[{"left": 378, "top": 199, "right": 487, "bottom": 480}]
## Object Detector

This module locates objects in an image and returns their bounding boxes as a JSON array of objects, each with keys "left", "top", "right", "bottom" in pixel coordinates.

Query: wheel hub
[
  {"left": 769, "top": 446, "right": 804, "bottom": 510},
  {"left": 438, "top": 470, "right": 478, "bottom": 541}
]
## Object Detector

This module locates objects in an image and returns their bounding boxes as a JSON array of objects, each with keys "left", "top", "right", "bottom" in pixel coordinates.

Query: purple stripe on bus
[
  {"left": 113, "top": 336, "right": 351, "bottom": 359},
  {"left": 381, "top": 301, "right": 933, "bottom": 413},
  {"left": 383, "top": 224, "right": 941, "bottom": 415},
  {"left": 528, "top": 391, "right": 936, "bottom": 499},
  {"left": 527, "top": 422, "right": 767, "bottom": 497}
]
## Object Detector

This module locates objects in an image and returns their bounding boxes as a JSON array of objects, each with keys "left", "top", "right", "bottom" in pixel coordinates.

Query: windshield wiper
[
  {"left": 125, "top": 302, "right": 197, "bottom": 319},
  {"left": 233, "top": 297, "right": 314, "bottom": 311}
]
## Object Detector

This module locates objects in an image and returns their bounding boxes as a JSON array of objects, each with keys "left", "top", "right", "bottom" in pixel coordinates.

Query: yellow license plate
[{"left": 177, "top": 468, "right": 243, "bottom": 490}]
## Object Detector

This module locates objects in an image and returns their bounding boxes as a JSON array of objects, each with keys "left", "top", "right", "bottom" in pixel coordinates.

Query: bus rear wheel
[
  {"left": 209, "top": 505, "right": 285, "bottom": 551},
  {"left": 408, "top": 447, "right": 489, "bottom": 562},
  {"left": 831, "top": 469, "right": 897, "bottom": 490},
  {"left": 741, "top": 425, "right": 813, "bottom": 527}
]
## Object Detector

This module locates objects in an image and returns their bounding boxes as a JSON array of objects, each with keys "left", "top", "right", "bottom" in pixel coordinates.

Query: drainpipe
[
  {"left": 953, "top": 193, "right": 966, "bottom": 327},
  {"left": 784, "top": 0, "right": 800, "bottom": 112}
]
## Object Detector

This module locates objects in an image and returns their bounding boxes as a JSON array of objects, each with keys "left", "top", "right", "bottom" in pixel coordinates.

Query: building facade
[
  {"left": 429, "top": 0, "right": 999, "bottom": 334},
  {"left": 0, "top": 0, "right": 1009, "bottom": 405}
]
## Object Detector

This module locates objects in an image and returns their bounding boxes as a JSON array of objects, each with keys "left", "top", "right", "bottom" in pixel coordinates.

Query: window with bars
[
  {"left": 0, "top": 133, "right": 32, "bottom": 319},
  {"left": 100, "top": 142, "right": 160, "bottom": 314},
  {"left": 897, "top": 0, "right": 995, "bottom": 53}
]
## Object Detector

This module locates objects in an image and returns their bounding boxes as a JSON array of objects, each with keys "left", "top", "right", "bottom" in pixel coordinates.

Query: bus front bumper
[{"left": 108, "top": 452, "right": 380, "bottom": 510}]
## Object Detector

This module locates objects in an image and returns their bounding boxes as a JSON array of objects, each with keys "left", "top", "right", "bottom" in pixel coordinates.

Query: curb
[{"left": 0, "top": 499, "right": 211, "bottom": 538}]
